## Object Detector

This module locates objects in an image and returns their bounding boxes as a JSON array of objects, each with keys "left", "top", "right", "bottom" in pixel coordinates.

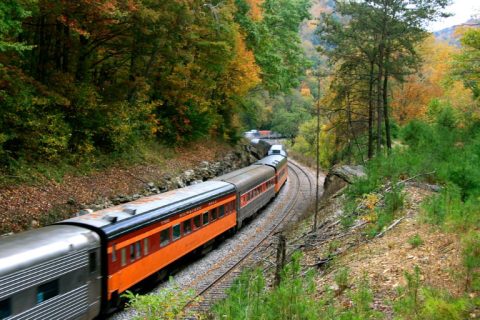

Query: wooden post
[
  {"left": 313, "top": 73, "right": 321, "bottom": 232},
  {"left": 274, "top": 234, "right": 286, "bottom": 287}
]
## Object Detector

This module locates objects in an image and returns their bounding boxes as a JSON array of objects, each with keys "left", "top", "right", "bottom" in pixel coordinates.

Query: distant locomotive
[{"left": 0, "top": 147, "right": 287, "bottom": 320}]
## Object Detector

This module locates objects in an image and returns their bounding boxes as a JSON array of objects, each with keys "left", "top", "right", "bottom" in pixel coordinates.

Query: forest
[{"left": 0, "top": 0, "right": 309, "bottom": 171}]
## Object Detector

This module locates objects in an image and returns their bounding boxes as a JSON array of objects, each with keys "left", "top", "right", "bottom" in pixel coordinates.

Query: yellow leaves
[
  {"left": 300, "top": 82, "right": 311, "bottom": 97},
  {"left": 357, "top": 193, "right": 380, "bottom": 223},
  {"left": 364, "top": 193, "right": 380, "bottom": 211},
  {"left": 218, "top": 33, "right": 261, "bottom": 97}
]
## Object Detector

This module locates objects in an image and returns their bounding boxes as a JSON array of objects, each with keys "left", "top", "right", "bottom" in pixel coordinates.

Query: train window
[
  {"left": 135, "top": 241, "right": 141, "bottom": 259},
  {"left": 144, "top": 238, "right": 149, "bottom": 255},
  {"left": 89, "top": 252, "right": 97, "bottom": 273},
  {"left": 160, "top": 229, "right": 170, "bottom": 247},
  {"left": 211, "top": 208, "right": 217, "bottom": 221},
  {"left": 202, "top": 212, "right": 209, "bottom": 225},
  {"left": 112, "top": 244, "right": 117, "bottom": 262},
  {"left": 37, "top": 279, "right": 59, "bottom": 304},
  {"left": 183, "top": 219, "right": 192, "bottom": 234},
  {"left": 130, "top": 244, "right": 135, "bottom": 262},
  {"left": 121, "top": 248, "right": 127, "bottom": 266},
  {"left": 193, "top": 215, "right": 201, "bottom": 229},
  {"left": 0, "top": 298, "right": 11, "bottom": 319},
  {"left": 219, "top": 205, "right": 225, "bottom": 217},
  {"left": 172, "top": 224, "right": 181, "bottom": 240}
]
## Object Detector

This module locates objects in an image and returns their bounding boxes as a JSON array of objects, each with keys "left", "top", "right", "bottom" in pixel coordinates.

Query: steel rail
[{"left": 186, "top": 160, "right": 315, "bottom": 313}]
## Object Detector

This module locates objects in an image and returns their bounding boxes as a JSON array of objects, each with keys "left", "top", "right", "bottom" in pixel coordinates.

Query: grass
[
  {"left": 212, "top": 252, "right": 321, "bottom": 320},
  {"left": 0, "top": 141, "right": 166, "bottom": 186},
  {"left": 211, "top": 253, "right": 383, "bottom": 320}
]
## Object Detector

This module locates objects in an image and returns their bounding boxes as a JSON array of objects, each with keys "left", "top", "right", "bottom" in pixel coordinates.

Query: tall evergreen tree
[{"left": 319, "top": 0, "right": 450, "bottom": 159}]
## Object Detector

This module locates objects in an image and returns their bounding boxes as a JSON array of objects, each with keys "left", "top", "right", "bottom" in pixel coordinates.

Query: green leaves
[
  {"left": 0, "top": 0, "right": 32, "bottom": 52},
  {"left": 235, "top": 0, "right": 311, "bottom": 93},
  {"left": 452, "top": 28, "right": 480, "bottom": 99}
]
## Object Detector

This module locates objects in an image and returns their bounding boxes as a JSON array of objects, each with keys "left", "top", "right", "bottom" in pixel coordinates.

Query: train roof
[
  {"left": 0, "top": 225, "right": 100, "bottom": 284},
  {"left": 254, "top": 155, "right": 287, "bottom": 170},
  {"left": 214, "top": 165, "right": 274, "bottom": 194},
  {"left": 57, "top": 181, "right": 235, "bottom": 239}
]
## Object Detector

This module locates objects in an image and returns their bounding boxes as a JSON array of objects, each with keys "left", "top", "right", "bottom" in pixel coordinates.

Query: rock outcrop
[
  {"left": 84, "top": 141, "right": 267, "bottom": 211},
  {"left": 321, "top": 165, "right": 366, "bottom": 200}
]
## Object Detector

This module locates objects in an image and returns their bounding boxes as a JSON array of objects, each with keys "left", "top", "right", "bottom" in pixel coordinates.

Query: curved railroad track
[{"left": 185, "top": 160, "right": 316, "bottom": 313}]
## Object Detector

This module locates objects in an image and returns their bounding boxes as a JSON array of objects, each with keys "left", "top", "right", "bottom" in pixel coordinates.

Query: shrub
[
  {"left": 408, "top": 234, "right": 424, "bottom": 248},
  {"left": 394, "top": 266, "right": 422, "bottom": 318},
  {"left": 422, "top": 186, "right": 480, "bottom": 232},
  {"left": 420, "top": 288, "right": 470, "bottom": 320},
  {"left": 462, "top": 231, "right": 480, "bottom": 291},
  {"left": 123, "top": 278, "right": 197, "bottom": 320},
  {"left": 334, "top": 267, "right": 350, "bottom": 292},
  {"left": 345, "top": 277, "right": 382, "bottom": 320},
  {"left": 394, "top": 266, "right": 471, "bottom": 320},
  {"left": 401, "top": 119, "right": 434, "bottom": 148}
]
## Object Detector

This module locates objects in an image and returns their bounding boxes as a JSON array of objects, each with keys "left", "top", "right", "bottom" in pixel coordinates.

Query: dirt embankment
[
  {"left": 0, "top": 141, "right": 263, "bottom": 234},
  {"left": 285, "top": 166, "right": 468, "bottom": 318}
]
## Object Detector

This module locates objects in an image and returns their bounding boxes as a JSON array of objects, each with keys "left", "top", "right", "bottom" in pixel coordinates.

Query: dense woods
[
  {"left": 1, "top": 0, "right": 480, "bottom": 318},
  {"left": 0, "top": 0, "right": 309, "bottom": 167}
]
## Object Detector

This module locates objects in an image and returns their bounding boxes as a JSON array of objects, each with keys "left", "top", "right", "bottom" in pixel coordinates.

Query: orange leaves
[
  {"left": 222, "top": 34, "right": 261, "bottom": 97},
  {"left": 391, "top": 36, "right": 467, "bottom": 124},
  {"left": 245, "top": 0, "right": 263, "bottom": 21},
  {"left": 55, "top": 0, "right": 124, "bottom": 38},
  {"left": 391, "top": 77, "right": 439, "bottom": 124}
]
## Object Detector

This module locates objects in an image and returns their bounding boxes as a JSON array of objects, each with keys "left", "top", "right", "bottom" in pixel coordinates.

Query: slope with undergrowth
[
  {"left": 0, "top": 140, "right": 248, "bottom": 234},
  {"left": 208, "top": 107, "right": 480, "bottom": 319}
]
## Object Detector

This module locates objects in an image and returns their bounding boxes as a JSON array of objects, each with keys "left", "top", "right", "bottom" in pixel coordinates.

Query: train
[{"left": 0, "top": 147, "right": 288, "bottom": 320}]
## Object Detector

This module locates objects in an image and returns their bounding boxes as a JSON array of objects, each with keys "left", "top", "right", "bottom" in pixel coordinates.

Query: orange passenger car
[{"left": 60, "top": 181, "right": 237, "bottom": 310}]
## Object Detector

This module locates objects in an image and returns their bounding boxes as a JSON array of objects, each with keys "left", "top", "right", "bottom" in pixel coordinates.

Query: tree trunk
[
  {"left": 346, "top": 91, "right": 364, "bottom": 164},
  {"left": 383, "top": 68, "right": 392, "bottom": 151},
  {"left": 76, "top": 35, "right": 89, "bottom": 81},
  {"left": 368, "top": 60, "right": 375, "bottom": 159},
  {"left": 37, "top": 15, "right": 47, "bottom": 82},
  {"left": 376, "top": 44, "right": 384, "bottom": 155},
  {"left": 55, "top": 21, "right": 62, "bottom": 70},
  {"left": 62, "top": 25, "right": 69, "bottom": 72}
]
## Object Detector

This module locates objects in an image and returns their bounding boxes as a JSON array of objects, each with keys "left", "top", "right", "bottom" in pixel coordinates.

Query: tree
[
  {"left": 318, "top": 0, "right": 450, "bottom": 161},
  {"left": 269, "top": 90, "right": 313, "bottom": 138},
  {"left": 235, "top": 0, "right": 311, "bottom": 93},
  {"left": 452, "top": 28, "right": 480, "bottom": 100}
]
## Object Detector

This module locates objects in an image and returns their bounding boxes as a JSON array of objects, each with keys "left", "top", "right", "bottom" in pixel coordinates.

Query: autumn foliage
[{"left": 0, "top": 0, "right": 308, "bottom": 165}]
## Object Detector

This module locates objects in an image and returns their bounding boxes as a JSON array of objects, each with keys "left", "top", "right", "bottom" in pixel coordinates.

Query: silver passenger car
[
  {"left": 254, "top": 154, "right": 287, "bottom": 172},
  {"left": 0, "top": 225, "right": 101, "bottom": 320},
  {"left": 215, "top": 165, "right": 275, "bottom": 228}
]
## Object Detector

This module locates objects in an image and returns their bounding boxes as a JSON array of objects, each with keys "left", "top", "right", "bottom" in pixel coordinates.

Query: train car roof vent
[
  {"left": 123, "top": 208, "right": 137, "bottom": 215},
  {"left": 104, "top": 215, "right": 118, "bottom": 223}
]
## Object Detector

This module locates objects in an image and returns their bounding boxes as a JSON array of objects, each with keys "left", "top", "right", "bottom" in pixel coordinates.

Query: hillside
[
  {"left": 434, "top": 18, "right": 480, "bottom": 45},
  {"left": 0, "top": 140, "right": 260, "bottom": 234}
]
